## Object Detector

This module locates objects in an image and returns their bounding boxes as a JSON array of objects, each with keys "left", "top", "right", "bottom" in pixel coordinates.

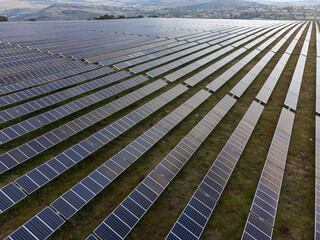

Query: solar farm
[{"left": 0, "top": 18, "right": 318, "bottom": 240}]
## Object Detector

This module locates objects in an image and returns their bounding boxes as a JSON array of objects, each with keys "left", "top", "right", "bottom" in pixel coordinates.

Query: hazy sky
[
  {"left": 251, "top": 0, "right": 307, "bottom": 2},
  {"left": 257, "top": 0, "right": 308, "bottom": 1}
]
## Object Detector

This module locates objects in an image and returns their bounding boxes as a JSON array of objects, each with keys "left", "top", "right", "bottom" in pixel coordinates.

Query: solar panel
[
  {"left": 0, "top": 79, "right": 166, "bottom": 175},
  {"left": 3, "top": 88, "right": 212, "bottom": 237},
  {"left": 91, "top": 94, "right": 236, "bottom": 239},
  {"left": 0, "top": 18, "right": 307, "bottom": 240},
  {"left": 164, "top": 22, "right": 303, "bottom": 238}
]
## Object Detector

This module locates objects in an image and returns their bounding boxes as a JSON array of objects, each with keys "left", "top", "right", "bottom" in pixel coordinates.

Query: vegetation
[
  {"left": 2, "top": 0, "right": 320, "bottom": 21},
  {"left": 93, "top": 14, "right": 144, "bottom": 20},
  {"left": 0, "top": 15, "right": 8, "bottom": 22}
]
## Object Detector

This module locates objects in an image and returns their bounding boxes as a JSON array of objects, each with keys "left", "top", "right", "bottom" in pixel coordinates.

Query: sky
[
  {"left": 251, "top": 0, "right": 310, "bottom": 2},
  {"left": 250, "top": 0, "right": 309, "bottom": 2}
]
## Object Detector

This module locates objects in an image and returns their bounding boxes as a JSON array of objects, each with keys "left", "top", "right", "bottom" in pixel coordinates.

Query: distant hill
[
  {"left": 3, "top": 0, "right": 319, "bottom": 21},
  {"left": 128, "top": 0, "right": 210, "bottom": 7},
  {"left": 183, "top": 0, "right": 265, "bottom": 10},
  {"left": 19, "top": 0, "right": 215, "bottom": 8},
  {"left": 7, "top": 4, "right": 123, "bottom": 21}
]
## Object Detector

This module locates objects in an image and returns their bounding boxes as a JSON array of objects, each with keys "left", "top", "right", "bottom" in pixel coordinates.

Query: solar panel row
[
  {"left": 84, "top": 38, "right": 177, "bottom": 63},
  {"left": 0, "top": 64, "right": 98, "bottom": 95},
  {"left": 187, "top": 27, "right": 238, "bottom": 42},
  {"left": 114, "top": 41, "right": 198, "bottom": 70},
  {"left": 24, "top": 32, "right": 155, "bottom": 55},
  {"left": 100, "top": 41, "right": 187, "bottom": 67},
  {"left": 130, "top": 43, "right": 209, "bottom": 74},
  {"left": 1, "top": 58, "right": 72, "bottom": 76},
  {"left": 188, "top": 30, "right": 229, "bottom": 43},
  {"left": 118, "top": 89, "right": 211, "bottom": 163},
  {"left": 73, "top": 37, "right": 170, "bottom": 61},
  {"left": 0, "top": 51, "right": 51, "bottom": 66},
  {"left": 0, "top": 68, "right": 118, "bottom": 125},
  {"left": 242, "top": 108, "right": 295, "bottom": 240},
  {"left": 0, "top": 182, "right": 27, "bottom": 214},
  {"left": 0, "top": 80, "right": 167, "bottom": 178},
  {"left": 230, "top": 51, "right": 274, "bottom": 97},
  {"left": 211, "top": 26, "right": 267, "bottom": 47},
  {"left": 3, "top": 86, "right": 211, "bottom": 240},
  {"left": 165, "top": 45, "right": 233, "bottom": 82},
  {"left": 48, "top": 90, "right": 210, "bottom": 220},
  {"left": 175, "top": 26, "right": 235, "bottom": 41},
  {"left": 147, "top": 44, "right": 222, "bottom": 78},
  {"left": 0, "top": 47, "right": 38, "bottom": 59},
  {"left": 0, "top": 60, "right": 84, "bottom": 85},
  {"left": 47, "top": 34, "right": 151, "bottom": 55},
  {"left": 185, "top": 47, "right": 247, "bottom": 87},
  {"left": 257, "top": 23, "right": 306, "bottom": 104},
  {"left": 0, "top": 54, "right": 59, "bottom": 70},
  {"left": 161, "top": 25, "right": 289, "bottom": 83},
  {"left": 93, "top": 94, "right": 236, "bottom": 240},
  {"left": 0, "top": 66, "right": 114, "bottom": 107},
  {"left": 6, "top": 207, "right": 65, "bottom": 240},
  {"left": 208, "top": 49, "right": 260, "bottom": 91},
  {"left": 167, "top": 101, "right": 264, "bottom": 240},
  {"left": 0, "top": 74, "right": 146, "bottom": 145},
  {"left": 166, "top": 22, "right": 304, "bottom": 240},
  {"left": 183, "top": 24, "right": 294, "bottom": 88},
  {"left": 58, "top": 34, "right": 148, "bottom": 56},
  {"left": 146, "top": 26, "right": 268, "bottom": 79},
  {"left": 284, "top": 24, "right": 312, "bottom": 111},
  {"left": 242, "top": 23, "right": 311, "bottom": 240}
]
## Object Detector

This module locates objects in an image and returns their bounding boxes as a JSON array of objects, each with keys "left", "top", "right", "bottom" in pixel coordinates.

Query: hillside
[
  {"left": 2, "top": 0, "right": 320, "bottom": 21},
  {"left": 183, "top": 0, "right": 265, "bottom": 10},
  {"left": 6, "top": 4, "right": 146, "bottom": 21}
]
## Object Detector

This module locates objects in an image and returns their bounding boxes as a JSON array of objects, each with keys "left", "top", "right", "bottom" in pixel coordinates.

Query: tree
[
  {"left": 0, "top": 16, "right": 8, "bottom": 22},
  {"left": 94, "top": 14, "right": 115, "bottom": 20}
]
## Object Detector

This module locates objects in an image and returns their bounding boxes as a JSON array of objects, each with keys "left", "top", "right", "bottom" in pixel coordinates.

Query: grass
[{"left": 0, "top": 21, "right": 316, "bottom": 240}]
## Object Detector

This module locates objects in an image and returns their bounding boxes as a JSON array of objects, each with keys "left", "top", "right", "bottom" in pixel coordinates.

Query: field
[{"left": 0, "top": 18, "right": 317, "bottom": 240}]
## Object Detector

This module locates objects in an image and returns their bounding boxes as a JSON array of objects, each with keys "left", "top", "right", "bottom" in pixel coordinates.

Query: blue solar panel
[
  {"left": 94, "top": 223, "right": 122, "bottom": 240},
  {"left": 51, "top": 197, "right": 76, "bottom": 220},
  {"left": 37, "top": 207, "right": 65, "bottom": 231}
]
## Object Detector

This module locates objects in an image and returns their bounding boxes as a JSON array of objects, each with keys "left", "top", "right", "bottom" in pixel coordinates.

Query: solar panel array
[
  {"left": 5, "top": 89, "right": 211, "bottom": 237},
  {"left": 93, "top": 94, "right": 236, "bottom": 240},
  {"left": 242, "top": 23, "right": 312, "bottom": 240},
  {"left": 0, "top": 64, "right": 98, "bottom": 95},
  {"left": 161, "top": 21, "right": 306, "bottom": 240},
  {"left": 0, "top": 18, "right": 317, "bottom": 240},
  {"left": 0, "top": 71, "right": 136, "bottom": 144},
  {"left": 242, "top": 108, "right": 295, "bottom": 240},
  {"left": 167, "top": 101, "right": 264, "bottom": 240},
  {"left": 208, "top": 23, "right": 303, "bottom": 93},
  {"left": 184, "top": 23, "right": 293, "bottom": 87},
  {"left": 1, "top": 80, "right": 175, "bottom": 195}
]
